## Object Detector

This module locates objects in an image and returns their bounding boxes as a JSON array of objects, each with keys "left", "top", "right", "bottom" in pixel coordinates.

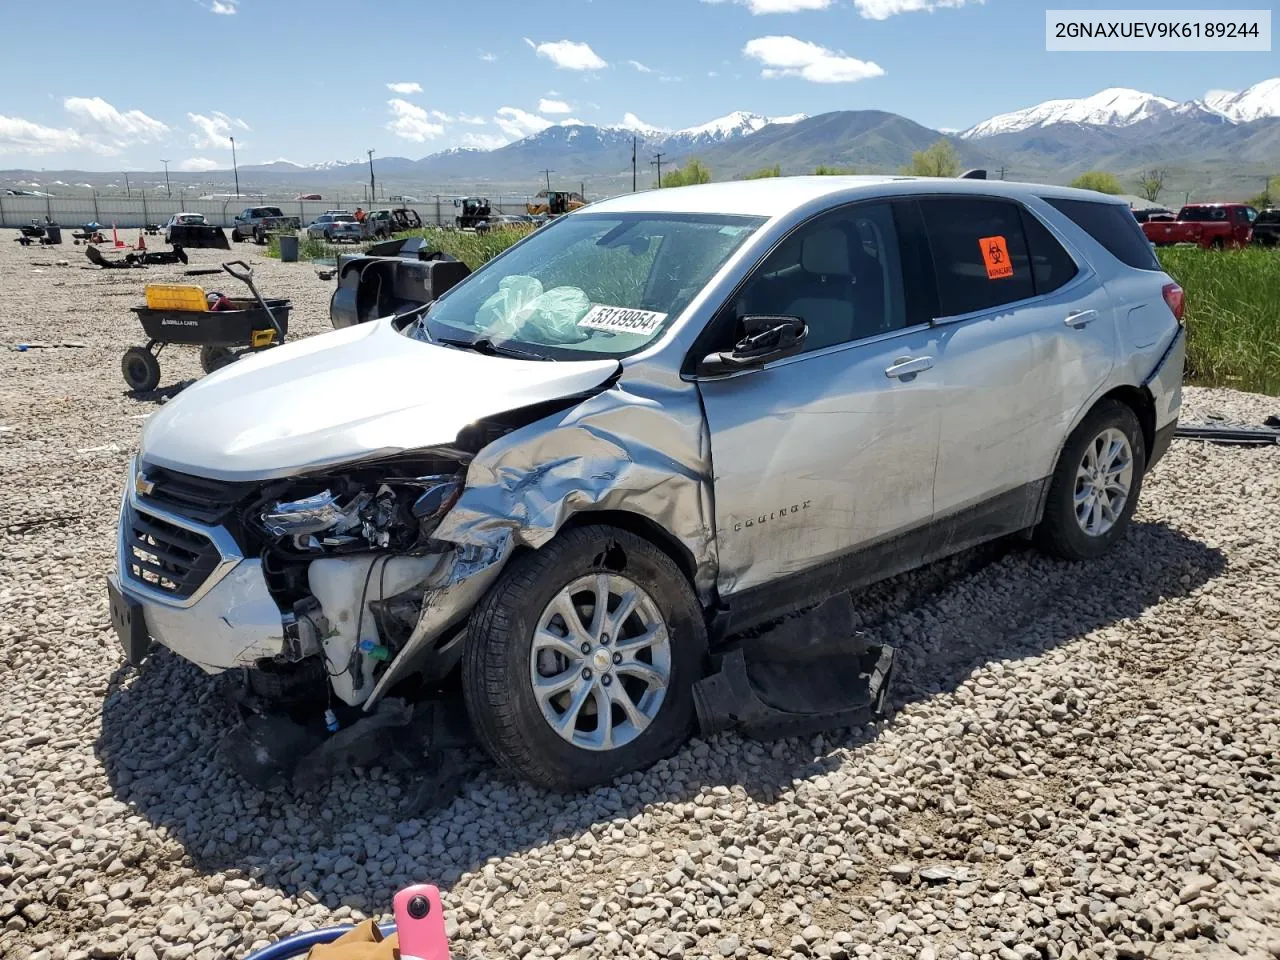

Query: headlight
[{"left": 260, "top": 474, "right": 461, "bottom": 552}]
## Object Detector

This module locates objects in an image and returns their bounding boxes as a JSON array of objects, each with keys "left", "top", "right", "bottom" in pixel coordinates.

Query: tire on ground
[
  {"left": 199, "top": 345, "right": 237, "bottom": 374},
  {"left": 463, "top": 525, "right": 707, "bottom": 790},
  {"left": 1034, "top": 397, "right": 1147, "bottom": 561},
  {"left": 121, "top": 346, "right": 161, "bottom": 392}
]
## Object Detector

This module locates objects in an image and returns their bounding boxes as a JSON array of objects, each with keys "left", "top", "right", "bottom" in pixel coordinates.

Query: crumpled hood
[{"left": 139, "top": 318, "right": 620, "bottom": 481}]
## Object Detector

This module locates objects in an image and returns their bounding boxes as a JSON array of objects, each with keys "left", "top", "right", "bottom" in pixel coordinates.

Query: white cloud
[
  {"left": 210, "top": 0, "right": 237, "bottom": 13},
  {"left": 539, "top": 98, "right": 572, "bottom": 114},
  {"left": 852, "top": 0, "right": 981, "bottom": 18},
  {"left": 480, "top": 51, "right": 498, "bottom": 62},
  {"left": 703, "top": 0, "right": 832, "bottom": 12},
  {"left": 179, "top": 157, "right": 221, "bottom": 172},
  {"left": 386, "top": 81, "right": 422, "bottom": 94},
  {"left": 619, "top": 112, "right": 662, "bottom": 133},
  {"left": 386, "top": 99, "right": 445, "bottom": 142},
  {"left": 559, "top": 118, "right": 587, "bottom": 126},
  {"left": 64, "top": 97, "right": 169, "bottom": 142},
  {"left": 627, "top": 60, "right": 654, "bottom": 73},
  {"left": 461, "top": 131, "right": 509, "bottom": 150},
  {"left": 187, "top": 111, "right": 250, "bottom": 149},
  {"left": 458, "top": 114, "right": 488, "bottom": 125},
  {"left": 494, "top": 106, "right": 553, "bottom": 139},
  {"left": 743, "top": 35, "right": 884, "bottom": 83},
  {"left": 528, "top": 38, "right": 607, "bottom": 70},
  {"left": 0, "top": 115, "right": 91, "bottom": 155}
]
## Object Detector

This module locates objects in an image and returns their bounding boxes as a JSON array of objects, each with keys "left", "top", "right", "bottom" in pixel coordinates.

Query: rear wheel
[
  {"left": 463, "top": 526, "right": 706, "bottom": 790},
  {"left": 1035, "top": 399, "right": 1146, "bottom": 561},
  {"left": 1210, "top": 237, "right": 1225, "bottom": 250},
  {"left": 199, "top": 345, "right": 237, "bottom": 374},
  {"left": 121, "top": 346, "right": 161, "bottom": 392}
]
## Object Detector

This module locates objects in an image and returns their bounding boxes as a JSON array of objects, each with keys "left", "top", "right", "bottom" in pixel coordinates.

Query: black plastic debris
[{"left": 693, "top": 594, "right": 895, "bottom": 740}]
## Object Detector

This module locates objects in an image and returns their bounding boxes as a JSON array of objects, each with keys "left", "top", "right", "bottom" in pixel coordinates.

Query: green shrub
[
  {"left": 745, "top": 164, "right": 782, "bottom": 180},
  {"left": 1069, "top": 171, "right": 1123, "bottom": 195},
  {"left": 1158, "top": 246, "right": 1280, "bottom": 395}
]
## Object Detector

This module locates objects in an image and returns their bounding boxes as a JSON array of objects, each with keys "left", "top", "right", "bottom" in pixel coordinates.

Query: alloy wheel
[
  {"left": 1074, "top": 427, "right": 1134, "bottom": 537},
  {"left": 529, "top": 572, "right": 671, "bottom": 752}
]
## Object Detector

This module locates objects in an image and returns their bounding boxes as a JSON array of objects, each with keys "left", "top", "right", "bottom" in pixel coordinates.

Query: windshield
[{"left": 410, "top": 212, "right": 764, "bottom": 360}]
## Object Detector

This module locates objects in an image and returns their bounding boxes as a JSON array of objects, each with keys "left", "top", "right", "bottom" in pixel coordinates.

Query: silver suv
[{"left": 108, "top": 177, "right": 1185, "bottom": 789}]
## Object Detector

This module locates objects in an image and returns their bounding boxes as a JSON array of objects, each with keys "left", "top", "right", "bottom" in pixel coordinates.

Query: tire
[
  {"left": 463, "top": 525, "right": 707, "bottom": 790},
  {"left": 1034, "top": 399, "right": 1147, "bottom": 561},
  {"left": 254, "top": 229, "right": 267, "bottom": 245},
  {"left": 1210, "top": 237, "right": 1225, "bottom": 250},
  {"left": 231, "top": 230, "right": 243, "bottom": 243},
  {"left": 121, "top": 346, "right": 161, "bottom": 392},
  {"left": 199, "top": 345, "right": 237, "bottom": 374}
]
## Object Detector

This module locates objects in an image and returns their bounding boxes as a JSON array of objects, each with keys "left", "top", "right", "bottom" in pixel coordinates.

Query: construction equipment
[
  {"left": 453, "top": 196, "right": 491, "bottom": 230},
  {"left": 121, "top": 261, "right": 291, "bottom": 391},
  {"left": 525, "top": 189, "right": 585, "bottom": 218}
]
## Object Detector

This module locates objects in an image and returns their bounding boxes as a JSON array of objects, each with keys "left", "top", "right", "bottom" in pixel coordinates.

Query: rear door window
[
  {"left": 918, "top": 197, "right": 1035, "bottom": 316},
  {"left": 1044, "top": 198, "right": 1162, "bottom": 271}
]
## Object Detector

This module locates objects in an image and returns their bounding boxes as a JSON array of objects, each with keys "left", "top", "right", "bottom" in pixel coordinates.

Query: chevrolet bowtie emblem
[{"left": 134, "top": 469, "right": 156, "bottom": 497}]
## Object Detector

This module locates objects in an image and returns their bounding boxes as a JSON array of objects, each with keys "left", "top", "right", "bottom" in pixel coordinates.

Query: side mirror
[{"left": 698, "top": 315, "right": 807, "bottom": 376}]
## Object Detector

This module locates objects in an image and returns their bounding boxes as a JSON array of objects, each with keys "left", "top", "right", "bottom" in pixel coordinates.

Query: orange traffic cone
[
  {"left": 113, "top": 224, "right": 125, "bottom": 248},
  {"left": 136, "top": 231, "right": 146, "bottom": 251}
]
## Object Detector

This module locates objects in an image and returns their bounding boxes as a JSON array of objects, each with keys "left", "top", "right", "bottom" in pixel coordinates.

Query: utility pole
[
  {"left": 230, "top": 136, "right": 240, "bottom": 198},
  {"left": 540, "top": 168, "right": 554, "bottom": 192},
  {"left": 632, "top": 137, "right": 637, "bottom": 192},
  {"left": 650, "top": 153, "right": 666, "bottom": 188},
  {"left": 124, "top": 172, "right": 131, "bottom": 197},
  {"left": 161, "top": 159, "right": 172, "bottom": 198},
  {"left": 999, "top": 166, "right": 1005, "bottom": 180},
  {"left": 367, "top": 149, "right": 376, "bottom": 204}
]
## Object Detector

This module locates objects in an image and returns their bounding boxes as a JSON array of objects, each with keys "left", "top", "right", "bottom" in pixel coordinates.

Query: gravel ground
[{"left": 1, "top": 231, "right": 1278, "bottom": 960}]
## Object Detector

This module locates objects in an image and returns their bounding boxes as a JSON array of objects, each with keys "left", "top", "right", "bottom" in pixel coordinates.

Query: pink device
[{"left": 393, "top": 884, "right": 451, "bottom": 960}]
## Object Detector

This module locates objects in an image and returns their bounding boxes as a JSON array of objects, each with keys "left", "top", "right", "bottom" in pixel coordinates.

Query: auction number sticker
[
  {"left": 979, "top": 236, "right": 1014, "bottom": 280},
  {"left": 578, "top": 304, "right": 668, "bottom": 335}
]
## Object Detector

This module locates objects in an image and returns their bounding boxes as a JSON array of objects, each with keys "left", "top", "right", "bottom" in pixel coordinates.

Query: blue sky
[{"left": 0, "top": 0, "right": 1274, "bottom": 171}]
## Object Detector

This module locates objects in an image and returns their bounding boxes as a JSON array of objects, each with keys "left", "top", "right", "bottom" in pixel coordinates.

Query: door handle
[
  {"left": 884, "top": 355, "right": 934, "bottom": 379},
  {"left": 1064, "top": 309, "right": 1099, "bottom": 329}
]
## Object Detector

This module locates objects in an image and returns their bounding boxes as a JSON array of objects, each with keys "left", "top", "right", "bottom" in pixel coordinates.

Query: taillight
[{"left": 1162, "top": 282, "right": 1184, "bottom": 324}]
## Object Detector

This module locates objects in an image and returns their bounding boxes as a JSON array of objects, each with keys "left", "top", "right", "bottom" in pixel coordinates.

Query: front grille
[
  {"left": 141, "top": 466, "right": 257, "bottom": 525},
  {"left": 123, "top": 505, "right": 222, "bottom": 599}
]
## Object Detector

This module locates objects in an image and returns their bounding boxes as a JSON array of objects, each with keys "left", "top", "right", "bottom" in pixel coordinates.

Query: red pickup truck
[{"left": 1142, "top": 203, "right": 1257, "bottom": 249}]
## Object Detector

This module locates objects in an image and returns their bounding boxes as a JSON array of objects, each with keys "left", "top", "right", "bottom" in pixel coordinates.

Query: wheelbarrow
[{"left": 121, "top": 260, "right": 290, "bottom": 392}]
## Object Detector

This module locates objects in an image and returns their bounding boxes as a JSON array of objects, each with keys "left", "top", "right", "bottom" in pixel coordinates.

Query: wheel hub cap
[
  {"left": 530, "top": 572, "right": 671, "bottom": 752},
  {"left": 1074, "top": 427, "right": 1134, "bottom": 537}
]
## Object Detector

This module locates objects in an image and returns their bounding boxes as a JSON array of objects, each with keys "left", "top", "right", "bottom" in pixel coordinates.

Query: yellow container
[{"left": 144, "top": 284, "right": 208, "bottom": 312}]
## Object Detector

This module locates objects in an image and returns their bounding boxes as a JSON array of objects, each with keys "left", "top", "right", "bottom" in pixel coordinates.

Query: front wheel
[
  {"left": 121, "top": 346, "right": 161, "bottom": 392},
  {"left": 463, "top": 526, "right": 707, "bottom": 790},
  {"left": 1034, "top": 399, "right": 1147, "bottom": 561}
]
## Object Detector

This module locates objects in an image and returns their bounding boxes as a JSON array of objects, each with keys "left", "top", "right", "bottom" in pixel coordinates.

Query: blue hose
[{"left": 241, "top": 923, "right": 397, "bottom": 960}]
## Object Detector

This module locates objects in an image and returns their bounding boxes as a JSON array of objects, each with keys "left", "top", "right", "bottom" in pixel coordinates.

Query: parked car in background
[
  {"left": 296, "top": 194, "right": 322, "bottom": 201},
  {"left": 1250, "top": 208, "right": 1280, "bottom": 246},
  {"left": 108, "top": 177, "right": 1184, "bottom": 790},
  {"left": 163, "top": 212, "right": 207, "bottom": 243},
  {"left": 231, "top": 206, "right": 301, "bottom": 244},
  {"left": 1141, "top": 203, "right": 1256, "bottom": 249},
  {"left": 362, "top": 207, "right": 424, "bottom": 239},
  {"left": 306, "top": 213, "right": 363, "bottom": 242}
]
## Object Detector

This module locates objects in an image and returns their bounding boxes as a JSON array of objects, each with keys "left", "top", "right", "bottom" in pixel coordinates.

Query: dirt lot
[{"left": 1, "top": 231, "right": 1278, "bottom": 960}]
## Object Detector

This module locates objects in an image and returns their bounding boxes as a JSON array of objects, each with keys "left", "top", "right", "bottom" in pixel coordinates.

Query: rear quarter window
[{"left": 1044, "top": 198, "right": 1161, "bottom": 271}]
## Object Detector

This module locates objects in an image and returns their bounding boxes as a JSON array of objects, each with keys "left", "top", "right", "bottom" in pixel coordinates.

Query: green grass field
[
  {"left": 1157, "top": 246, "right": 1280, "bottom": 396},
  {"left": 272, "top": 227, "right": 1279, "bottom": 396}
]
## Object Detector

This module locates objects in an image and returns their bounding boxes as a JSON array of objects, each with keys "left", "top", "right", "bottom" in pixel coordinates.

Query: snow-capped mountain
[
  {"left": 661, "top": 111, "right": 808, "bottom": 148},
  {"left": 963, "top": 78, "right": 1280, "bottom": 139},
  {"left": 961, "top": 88, "right": 1177, "bottom": 139},
  {"left": 1203, "top": 78, "right": 1280, "bottom": 123}
]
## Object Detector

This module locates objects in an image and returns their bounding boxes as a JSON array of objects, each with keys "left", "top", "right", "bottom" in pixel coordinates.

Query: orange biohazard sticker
[{"left": 979, "top": 235, "right": 1014, "bottom": 279}]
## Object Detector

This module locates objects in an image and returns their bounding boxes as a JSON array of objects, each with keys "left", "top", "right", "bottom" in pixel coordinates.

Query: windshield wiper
[{"left": 433, "top": 335, "right": 552, "bottom": 361}]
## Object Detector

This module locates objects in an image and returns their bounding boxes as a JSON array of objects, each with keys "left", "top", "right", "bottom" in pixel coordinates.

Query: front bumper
[{"left": 113, "top": 481, "right": 286, "bottom": 672}]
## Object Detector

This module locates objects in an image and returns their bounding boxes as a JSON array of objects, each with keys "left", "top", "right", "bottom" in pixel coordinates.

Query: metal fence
[{"left": 0, "top": 194, "right": 537, "bottom": 230}]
